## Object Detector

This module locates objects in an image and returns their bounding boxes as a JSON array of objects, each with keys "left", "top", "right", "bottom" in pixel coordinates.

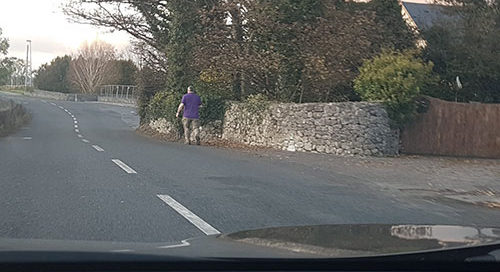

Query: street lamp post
[{"left": 25, "top": 40, "right": 32, "bottom": 90}]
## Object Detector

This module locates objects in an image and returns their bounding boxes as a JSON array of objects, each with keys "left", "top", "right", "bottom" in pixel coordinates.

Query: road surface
[{"left": 1, "top": 92, "right": 500, "bottom": 244}]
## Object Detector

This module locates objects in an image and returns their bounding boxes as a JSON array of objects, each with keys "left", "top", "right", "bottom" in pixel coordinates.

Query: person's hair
[{"left": 187, "top": 86, "right": 195, "bottom": 93}]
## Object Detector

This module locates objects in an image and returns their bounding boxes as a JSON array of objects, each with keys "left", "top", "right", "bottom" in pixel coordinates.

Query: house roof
[{"left": 402, "top": 2, "right": 453, "bottom": 29}]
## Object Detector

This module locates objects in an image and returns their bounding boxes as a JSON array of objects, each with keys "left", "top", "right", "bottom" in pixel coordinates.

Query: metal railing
[{"left": 99, "top": 85, "right": 137, "bottom": 100}]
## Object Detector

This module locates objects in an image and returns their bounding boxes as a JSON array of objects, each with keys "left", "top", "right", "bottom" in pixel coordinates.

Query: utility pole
[{"left": 25, "top": 40, "right": 32, "bottom": 89}]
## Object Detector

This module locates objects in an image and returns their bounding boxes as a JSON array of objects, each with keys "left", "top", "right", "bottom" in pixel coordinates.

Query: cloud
[
  {"left": 10, "top": 37, "right": 68, "bottom": 55},
  {"left": 0, "top": 0, "right": 131, "bottom": 69}
]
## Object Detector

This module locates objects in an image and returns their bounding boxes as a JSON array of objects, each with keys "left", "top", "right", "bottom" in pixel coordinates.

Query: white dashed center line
[
  {"left": 50, "top": 102, "right": 56, "bottom": 106},
  {"left": 77, "top": 134, "right": 83, "bottom": 138},
  {"left": 75, "top": 129, "right": 79, "bottom": 133},
  {"left": 111, "top": 159, "right": 137, "bottom": 174},
  {"left": 157, "top": 195, "right": 220, "bottom": 235},
  {"left": 58, "top": 106, "right": 64, "bottom": 109},
  {"left": 92, "top": 145, "right": 104, "bottom": 152},
  {"left": 74, "top": 120, "right": 78, "bottom": 124},
  {"left": 22, "top": 137, "right": 32, "bottom": 140},
  {"left": 74, "top": 125, "right": 78, "bottom": 128},
  {"left": 82, "top": 139, "right": 90, "bottom": 143}
]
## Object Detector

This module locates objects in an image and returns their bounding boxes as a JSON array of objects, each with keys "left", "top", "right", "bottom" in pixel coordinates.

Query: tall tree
[
  {"left": 63, "top": 0, "right": 214, "bottom": 94},
  {"left": 69, "top": 40, "right": 116, "bottom": 94},
  {"left": 0, "top": 27, "right": 8, "bottom": 55},
  {"left": 196, "top": 0, "right": 398, "bottom": 102},
  {"left": 370, "top": 0, "right": 416, "bottom": 51},
  {"left": 63, "top": 0, "right": 418, "bottom": 103},
  {"left": 2, "top": 57, "right": 25, "bottom": 85},
  {"left": 63, "top": 1, "right": 169, "bottom": 57},
  {"left": 423, "top": 0, "right": 500, "bottom": 102},
  {"left": 0, "top": 27, "right": 11, "bottom": 85},
  {"left": 106, "top": 59, "right": 138, "bottom": 85},
  {"left": 271, "top": 0, "right": 325, "bottom": 102},
  {"left": 163, "top": 0, "right": 206, "bottom": 93},
  {"left": 34, "top": 55, "right": 73, "bottom": 92}
]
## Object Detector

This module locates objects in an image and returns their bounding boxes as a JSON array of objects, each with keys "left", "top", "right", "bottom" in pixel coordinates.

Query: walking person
[{"left": 176, "top": 86, "right": 202, "bottom": 145}]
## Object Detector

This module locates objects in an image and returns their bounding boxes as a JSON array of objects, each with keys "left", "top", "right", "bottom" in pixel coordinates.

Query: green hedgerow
[{"left": 147, "top": 91, "right": 183, "bottom": 133}]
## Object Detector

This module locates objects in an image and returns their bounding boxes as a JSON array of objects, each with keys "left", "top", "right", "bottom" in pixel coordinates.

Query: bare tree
[
  {"left": 62, "top": 1, "right": 169, "bottom": 61},
  {"left": 69, "top": 40, "right": 116, "bottom": 94}
]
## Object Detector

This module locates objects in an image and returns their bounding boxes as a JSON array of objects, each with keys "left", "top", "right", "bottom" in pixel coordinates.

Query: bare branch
[{"left": 69, "top": 40, "right": 117, "bottom": 94}]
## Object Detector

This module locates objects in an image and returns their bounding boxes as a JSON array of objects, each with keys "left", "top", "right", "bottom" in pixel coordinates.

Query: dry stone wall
[
  {"left": 222, "top": 102, "right": 399, "bottom": 156},
  {"left": 148, "top": 102, "right": 399, "bottom": 156}
]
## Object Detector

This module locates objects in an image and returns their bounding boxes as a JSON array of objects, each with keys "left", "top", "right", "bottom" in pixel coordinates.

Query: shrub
[
  {"left": 136, "top": 67, "right": 168, "bottom": 123},
  {"left": 146, "top": 89, "right": 229, "bottom": 136},
  {"left": 147, "top": 91, "right": 183, "bottom": 133},
  {"left": 354, "top": 49, "right": 438, "bottom": 128},
  {"left": 199, "top": 94, "right": 227, "bottom": 126},
  {"left": 243, "top": 93, "right": 270, "bottom": 114},
  {"left": 195, "top": 79, "right": 231, "bottom": 126},
  {"left": 240, "top": 93, "right": 271, "bottom": 123}
]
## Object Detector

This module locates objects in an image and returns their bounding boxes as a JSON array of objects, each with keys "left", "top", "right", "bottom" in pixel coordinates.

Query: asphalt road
[{"left": 2, "top": 92, "right": 500, "bottom": 244}]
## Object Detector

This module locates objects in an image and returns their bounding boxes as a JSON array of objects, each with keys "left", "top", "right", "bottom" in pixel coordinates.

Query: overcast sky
[
  {"left": 0, "top": 0, "right": 131, "bottom": 69},
  {"left": 0, "top": 0, "right": 429, "bottom": 70}
]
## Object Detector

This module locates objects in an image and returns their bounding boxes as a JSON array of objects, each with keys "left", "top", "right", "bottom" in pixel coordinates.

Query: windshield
[{"left": 1, "top": 0, "right": 500, "bottom": 262}]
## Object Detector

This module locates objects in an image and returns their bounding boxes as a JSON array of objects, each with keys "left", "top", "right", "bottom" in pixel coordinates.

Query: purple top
[{"left": 181, "top": 93, "right": 202, "bottom": 119}]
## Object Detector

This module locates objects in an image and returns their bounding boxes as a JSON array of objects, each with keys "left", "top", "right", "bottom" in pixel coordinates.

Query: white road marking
[
  {"left": 112, "top": 159, "right": 137, "bottom": 174},
  {"left": 41, "top": 100, "right": 47, "bottom": 103},
  {"left": 75, "top": 129, "right": 79, "bottom": 133},
  {"left": 157, "top": 195, "right": 221, "bottom": 235},
  {"left": 157, "top": 240, "right": 190, "bottom": 249},
  {"left": 92, "top": 145, "right": 104, "bottom": 152},
  {"left": 74, "top": 125, "right": 78, "bottom": 128},
  {"left": 50, "top": 102, "right": 56, "bottom": 106},
  {"left": 58, "top": 106, "right": 64, "bottom": 109},
  {"left": 82, "top": 139, "right": 90, "bottom": 143},
  {"left": 77, "top": 134, "right": 83, "bottom": 138},
  {"left": 64, "top": 109, "right": 69, "bottom": 112},
  {"left": 74, "top": 120, "right": 78, "bottom": 124},
  {"left": 22, "top": 137, "right": 32, "bottom": 140}
]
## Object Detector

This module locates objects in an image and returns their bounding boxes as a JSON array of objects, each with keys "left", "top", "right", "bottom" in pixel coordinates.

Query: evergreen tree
[
  {"left": 370, "top": 0, "right": 416, "bottom": 50},
  {"left": 422, "top": 0, "right": 500, "bottom": 102},
  {"left": 34, "top": 55, "right": 73, "bottom": 93}
]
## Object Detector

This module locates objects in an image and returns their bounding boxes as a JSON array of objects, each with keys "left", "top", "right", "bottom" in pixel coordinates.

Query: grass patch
[{"left": 0, "top": 86, "right": 33, "bottom": 95}]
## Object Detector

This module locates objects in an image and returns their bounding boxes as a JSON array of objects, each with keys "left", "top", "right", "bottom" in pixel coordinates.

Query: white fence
[{"left": 99, "top": 85, "right": 137, "bottom": 100}]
